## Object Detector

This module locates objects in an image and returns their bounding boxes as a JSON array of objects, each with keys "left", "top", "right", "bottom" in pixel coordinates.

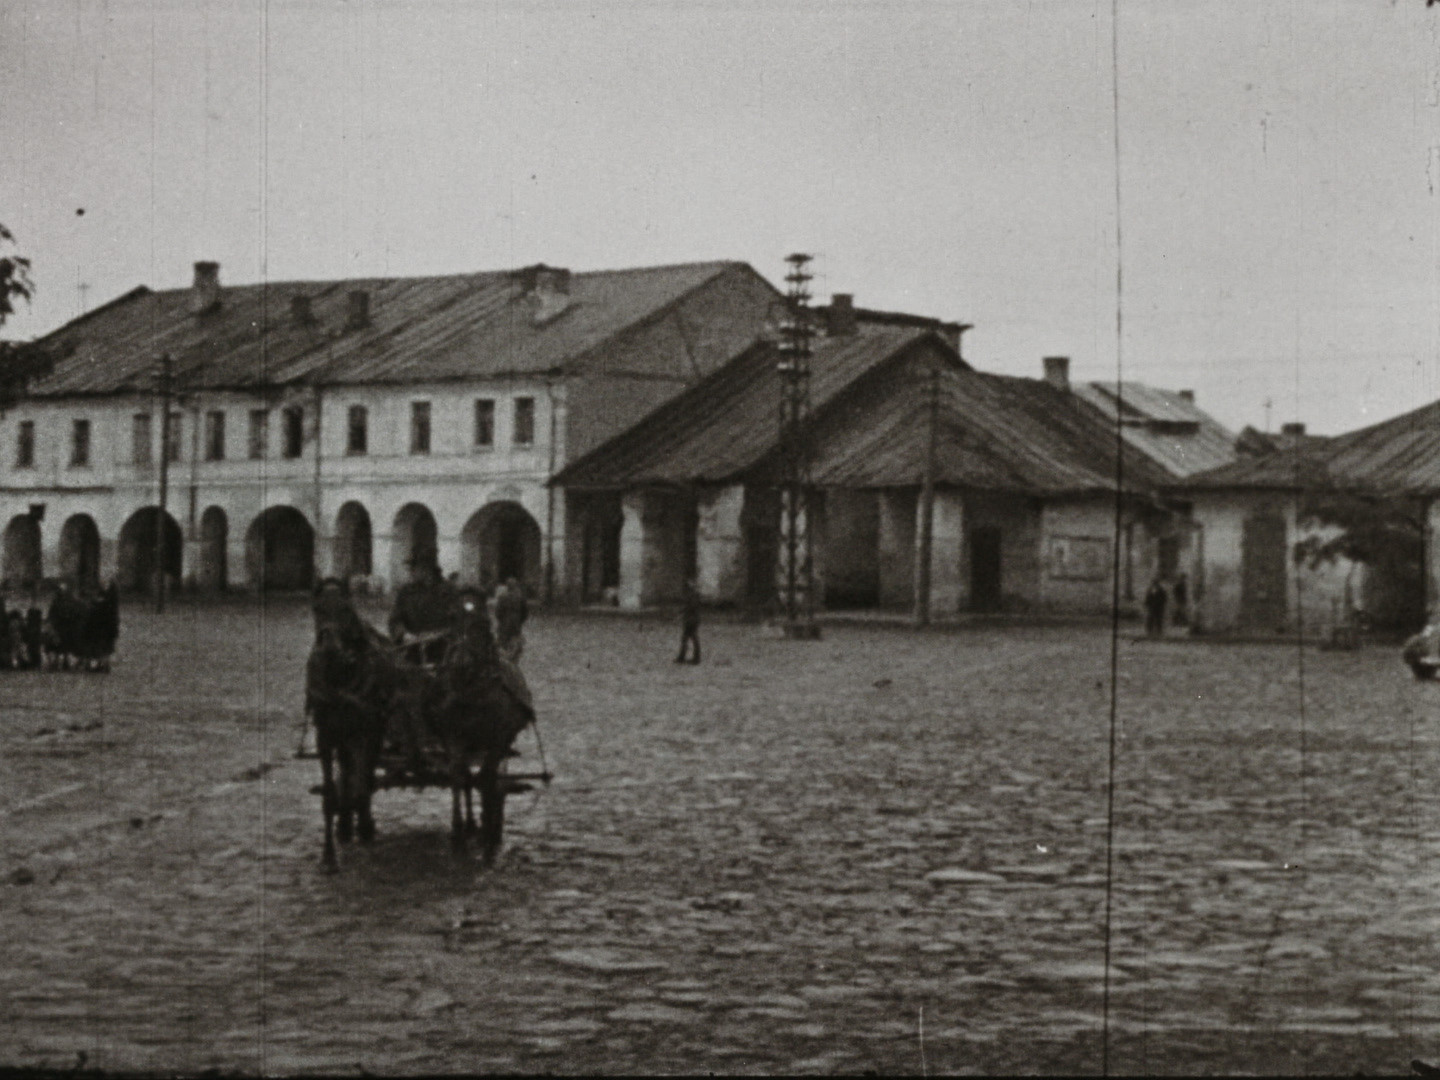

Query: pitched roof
[
  {"left": 23, "top": 261, "right": 758, "bottom": 396},
  {"left": 554, "top": 323, "right": 939, "bottom": 488},
  {"left": 1182, "top": 403, "right": 1440, "bottom": 494},
  {"left": 1070, "top": 381, "right": 1236, "bottom": 478},
  {"left": 556, "top": 324, "right": 1170, "bottom": 497},
  {"left": 790, "top": 365, "right": 1171, "bottom": 495}
]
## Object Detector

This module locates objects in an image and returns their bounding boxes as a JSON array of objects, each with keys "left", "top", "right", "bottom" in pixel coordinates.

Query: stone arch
[
  {"left": 461, "top": 501, "right": 542, "bottom": 594},
  {"left": 245, "top": 506, "right": 315, "bottom": 592},
  {"left": 333, "top": 501, "right": 373, "bottom": 581},
  {"left": 59, "top": 514, "right": 102, "bottom": 591},
  {"left": 198, "top": 506, "right": 229, "bottom": 591},
  {"left": 390, "top": 502, "right": 439, "bottom": 585},
  {"left": 117, "top": 507, "right": 183, "bottom": 594},
  {"left": 2, "top": 513, "right": 43, "bottom": 591}
]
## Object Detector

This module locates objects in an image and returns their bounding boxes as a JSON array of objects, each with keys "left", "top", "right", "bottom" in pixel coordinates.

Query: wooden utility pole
[
  {"left": 915, "top": 361, "right": 940, "bottom": 626},
  {"left": 155, "top": 353, "right": 173, "bottom": 613}
]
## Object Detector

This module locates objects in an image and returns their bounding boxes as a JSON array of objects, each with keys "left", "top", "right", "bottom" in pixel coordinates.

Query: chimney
[
  {"left": 1043, "top": 355, "right": 1070, "bottom": 391},
  {"left": 827, "top": 294, "right": 857, "bottom": 336},
  {"left": 1177, "top": 389, "right": 1195, "bottom": 404},
  {"left": 533, "top": 265, "right": 572, "bottom": 325},
  {"left": 1281, "top": 421, "right": 1306, "bottom": 438},
  {"left": 345, "top": 290, "right": 370, "bottom": 331},
  {"left": 191, "top": 261, "right": 221, "bottom": 315},
  {"left": 290, "top": 295, "right": 315, "bottom": 327}
]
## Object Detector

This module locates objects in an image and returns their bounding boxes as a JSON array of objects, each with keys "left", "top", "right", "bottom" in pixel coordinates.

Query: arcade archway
[
  {"left": 333, "top": 501, "right": 373, "bottom": 581},
  {"left": 58, "top": 514, "right": 101, "bottom": 591},
  {"left": 198, "top": 506, "right": 228, "bottom": 591},
  {"left": 2, "top": 514, "right": 42, "bottom": 590},
  {"left": 390, "top": 503, "right": 438, "bottom": 585},
  {"left": 245, "top": 506, "right": 315, "bottom": 591},
  {"left": 117, "top": 507, "right": 183, "bottom": 594},
  {"left": 461, "top": 501, "right": 541, "bottom": 593}
]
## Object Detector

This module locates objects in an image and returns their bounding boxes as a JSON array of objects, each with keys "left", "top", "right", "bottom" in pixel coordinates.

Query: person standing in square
[{"left": 675, "top": 578, "right": 701, "bottom": 664}]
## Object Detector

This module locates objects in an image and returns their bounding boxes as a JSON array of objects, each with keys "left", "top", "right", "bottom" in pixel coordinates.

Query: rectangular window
[
  {"left": 410, "top": 401, "right": 431, "bottom": 455},
  {"left": 347, "top": 405, "right": 368, "bottom": 456},
  {"left": 474, "top": 398, "right": 495, "bottom": 447},
  {"left": 15, "top": 421, "right": 34, "bottom": 468},
  {"left": 513, "top": 396, "right": 535, "bottom": 446},
  {"left": 165, "top": 412, "right": 183, "bottom": 463},
  {"left": 282, "top": 406, "right": 304, "bottom": 459},
  {"left": 204, "top": 410, "right": 226, "bottom": 461},
  {"left": 70, "top": 419, "right": 90, "bottom": 467},
  {"left": 248, "top": 410, "right": 268, "bottom": 460},
  {"left": 132, "top": 413, "right": 152, "bottom": 465}
]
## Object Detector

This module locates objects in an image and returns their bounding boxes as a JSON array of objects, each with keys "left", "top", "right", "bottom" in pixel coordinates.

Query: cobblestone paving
[{"left": 3, "top": 600, "right": 1440, "bottom": 1075}]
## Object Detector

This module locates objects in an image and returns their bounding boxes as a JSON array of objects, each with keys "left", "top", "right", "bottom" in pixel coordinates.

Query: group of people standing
[
  {"left": 0, "top": 581, "right": 121, "bottom": 671},
  {"left": 1143, "top": 573, "right": 1190, "bottom": 638},
  {"left": 0, "top": 597, "right": 46, "bottom": 669}
]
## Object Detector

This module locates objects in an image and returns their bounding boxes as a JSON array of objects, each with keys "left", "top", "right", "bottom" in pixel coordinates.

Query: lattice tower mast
[{"left": 776, "top": 253, "right": 817, "bottom": 629}]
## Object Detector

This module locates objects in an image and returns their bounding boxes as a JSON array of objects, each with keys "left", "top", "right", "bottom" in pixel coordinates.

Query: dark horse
[
  {"left": 305, "top": 578, "right": 391, "bottom": 870},
  {"left": 432, "top": 589, "right": 535, "bottom": 864}
]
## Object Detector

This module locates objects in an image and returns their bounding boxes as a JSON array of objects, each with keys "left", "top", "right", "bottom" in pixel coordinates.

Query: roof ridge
[{"left": 140, "top": 260, "right": 747, "bottom": 299}]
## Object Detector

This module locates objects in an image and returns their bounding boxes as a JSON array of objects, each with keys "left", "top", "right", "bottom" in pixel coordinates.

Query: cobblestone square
[{"left": 3, "top": 601, "right": 1440, "bottom": 1075}]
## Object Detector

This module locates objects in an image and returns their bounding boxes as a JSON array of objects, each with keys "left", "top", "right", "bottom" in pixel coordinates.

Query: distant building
[
  {"left": 1181, "top": 411, "right": 1438, "bottom": 635},
  {"left": 0, "top": 260, "right": 779, "bottom": 596},
  {"left": 554, "top": 314, "right": 1222, "bottom": 618}
]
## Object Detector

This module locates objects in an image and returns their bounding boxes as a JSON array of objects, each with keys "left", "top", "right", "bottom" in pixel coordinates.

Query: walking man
[
  {"left": 1144, "top": 577, "right": 1168, "bottom": 638},
  {"left": 675, "top": 577, "right": 701, "bottom": 664}
]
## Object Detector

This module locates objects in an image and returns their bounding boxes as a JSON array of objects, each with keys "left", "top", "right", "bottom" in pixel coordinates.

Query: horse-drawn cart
[{"left": 305, "top": 587, "right": 548, "bottom": 869}]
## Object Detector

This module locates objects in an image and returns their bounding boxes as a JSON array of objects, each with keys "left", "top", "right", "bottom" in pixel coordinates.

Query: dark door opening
[
  {"left": 1241, "top": 512, "right": 1287, "bottom": 630},
  {"left": 971, "top": 526, "right": 1002, "bottom": 612},
  {"left": 582, "top": 515, "right": 622, "bottom": 603},
  {"left": 497, "top": 520, "right": 527, "bottom": 584}
]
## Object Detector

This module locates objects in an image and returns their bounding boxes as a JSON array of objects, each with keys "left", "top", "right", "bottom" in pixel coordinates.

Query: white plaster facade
[
  {"left": 1187, "top": 490, "right": 1365, "bottom": 635},
  {"left": 0, "top": 378, "right": 565, "bottom": 595}
]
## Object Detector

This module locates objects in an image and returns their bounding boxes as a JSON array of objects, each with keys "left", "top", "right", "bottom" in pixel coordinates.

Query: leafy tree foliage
[
  {"left": 1294, "top": 492, "right": 1426, "bottom": 630},
  {"left": 1293, "top": 493, "right": 1423, "bottom": 569},
  {"left": 0, "top": 222, "right": 33, "bottom": 326},
  {"left": 0, "top": 223, "right": 50, "bottom": 408}
]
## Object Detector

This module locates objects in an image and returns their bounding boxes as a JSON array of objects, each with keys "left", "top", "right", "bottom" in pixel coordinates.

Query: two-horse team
[{"left": 305, "top": 573, "right": 538, "bottom": 871}]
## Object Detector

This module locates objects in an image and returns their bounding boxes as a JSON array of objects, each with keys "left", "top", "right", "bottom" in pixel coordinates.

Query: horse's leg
[
  {"left": 318, "top": 737, "right": 338, "bottom": 871},
  {"left": 464, "top": 782, "right": 478, "bottom": 835},
  {"left": 335, "top": 740, "right": 355, "bottom": 844},
  {"left": 479, "top": 756, "right": 505, "bottom": 867},
  {"left": 450, "top": 755, "right": 469, "bottom": 853},
  {"left": 356, "top": 734, "right": 379, "bottom": 845}
]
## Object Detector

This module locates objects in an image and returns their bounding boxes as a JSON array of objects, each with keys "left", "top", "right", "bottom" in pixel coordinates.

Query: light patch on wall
[{"left": 1047, "top": 536, "right": 1110, "bottom": 581}]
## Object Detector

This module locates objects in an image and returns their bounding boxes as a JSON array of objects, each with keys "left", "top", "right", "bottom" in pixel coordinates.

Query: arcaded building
[{"left": 0, "top": 259, "right": 778, "bottom": 596}]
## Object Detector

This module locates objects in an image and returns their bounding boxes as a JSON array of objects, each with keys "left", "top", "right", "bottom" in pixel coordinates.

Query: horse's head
[
  {"left": 313, "top": 581, "right": 368, "bottom": 661},
  {"left": 456, "top": 588, "right": 495, "bottom": 655}
]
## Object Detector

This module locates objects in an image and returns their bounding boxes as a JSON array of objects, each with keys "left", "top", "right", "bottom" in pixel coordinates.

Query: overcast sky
[{"left": 2, "top": 0, "right": 1438, "bottom": 436}]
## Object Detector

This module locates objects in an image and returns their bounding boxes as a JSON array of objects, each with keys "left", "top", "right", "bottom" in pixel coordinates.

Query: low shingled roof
[
  {"left": 555, "top": 323, "right": 1170, "bottom": 497},
  {"left": 23, "top": 261, "right": 754, "bottom": 396},
  {"left": 1183, "top": 399, "right": 1440, "bottom": 496},
  {"left": 554, "top": 323, "right": 939, "bottom": 488}
]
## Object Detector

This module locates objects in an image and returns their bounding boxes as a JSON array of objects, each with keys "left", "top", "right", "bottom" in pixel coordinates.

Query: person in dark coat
[
  {"left": 675, "top": 578, "right": 701, "bottom": 664},
  {"left": 1144, "top": 577, "right": 1168, "bottom": 638},
  {"left": 388, "top": 553, "right": 463, "bottom": 664},
  {"left": 1172, "top": 573, "right": 1190, "bottom": 627}
]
